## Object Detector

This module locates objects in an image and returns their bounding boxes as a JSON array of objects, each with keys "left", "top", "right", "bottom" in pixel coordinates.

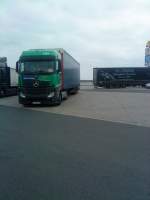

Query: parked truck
[
  {"left": 93, "top": 67, "right": 150, "bottom": 88},
  {"left": 16, "top": 49, "right": 80, "bottom": 106},
  {"left": 0, "top": 57, "right": 18, "bottom": 97}
]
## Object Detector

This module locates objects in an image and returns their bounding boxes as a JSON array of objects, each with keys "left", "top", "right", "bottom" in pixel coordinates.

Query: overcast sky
[{"left": 0, "top": 0, "right": 150, "bottom": 79}]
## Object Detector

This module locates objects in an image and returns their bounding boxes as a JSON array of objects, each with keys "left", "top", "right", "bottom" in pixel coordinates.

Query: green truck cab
[{"left": 16, "top": 49, "right": 80, "bottom": 106}]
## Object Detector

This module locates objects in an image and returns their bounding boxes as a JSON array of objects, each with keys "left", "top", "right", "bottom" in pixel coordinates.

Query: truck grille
[{"left": 22, "top": 87, "right": 53, "bottom": 97}]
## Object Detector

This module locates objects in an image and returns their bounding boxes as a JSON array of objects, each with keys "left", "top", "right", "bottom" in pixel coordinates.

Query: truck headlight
[
  {"left": 20, "top": 92, "right": 26, "bottom": 98},
  {"left": 48, "top": 92, "right": 54, "bottom": 98}
]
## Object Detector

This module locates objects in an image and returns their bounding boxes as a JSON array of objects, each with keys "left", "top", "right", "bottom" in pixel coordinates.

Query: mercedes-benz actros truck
[{"left": 16, "top": 49, "right": 80, "bottom": 106}]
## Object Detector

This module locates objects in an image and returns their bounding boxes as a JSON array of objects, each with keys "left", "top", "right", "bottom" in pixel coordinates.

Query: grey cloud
[{"left": 0, "top": 0, "right": 150, "bottom": 79}]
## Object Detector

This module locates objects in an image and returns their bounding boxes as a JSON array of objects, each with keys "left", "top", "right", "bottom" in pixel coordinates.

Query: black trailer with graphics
[{"left": 93, "top": 67, "right": 150, "bottom": 88}]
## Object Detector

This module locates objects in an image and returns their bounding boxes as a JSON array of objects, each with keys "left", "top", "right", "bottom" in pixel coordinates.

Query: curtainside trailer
[
  {"left": 93, "top": 67, "right": 150, "bottom": 88},
  {"left": 16, "top": 49, "right": 80, "bottom": 106},
  {"left": 0, "top": 57, "right": 18, "bottom": 97}
]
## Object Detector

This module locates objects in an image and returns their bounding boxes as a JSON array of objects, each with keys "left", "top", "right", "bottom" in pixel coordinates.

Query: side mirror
[{"left": 16, "top": 61, "right": 19, "bottom": 73}]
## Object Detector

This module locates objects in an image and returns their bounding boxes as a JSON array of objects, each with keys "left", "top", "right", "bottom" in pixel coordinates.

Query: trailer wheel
[{"left": 68, "top": 87, "right": 79, "bottom": 95}]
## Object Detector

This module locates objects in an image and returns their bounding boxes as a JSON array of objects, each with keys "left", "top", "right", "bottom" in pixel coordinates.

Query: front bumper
[{"left": 19, "top": 87, "right": 55, "bottom": 101}]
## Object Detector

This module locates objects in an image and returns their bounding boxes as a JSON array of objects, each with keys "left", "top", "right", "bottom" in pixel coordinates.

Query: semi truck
[
  {"left": 93, "top": 67, "right": 150, "bottom": 88},
  {"left": 16, "top": 49, "right": 80, "bottom": 106},
  {"left": 0, "top": 57, "right": 18, "bottom": 97}
]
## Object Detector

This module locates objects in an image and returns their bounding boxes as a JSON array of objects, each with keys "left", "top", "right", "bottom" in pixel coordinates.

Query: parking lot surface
[
  {"left": 0, "top": 89, "right": 150, "bottom": 127},
  {"left": 0, "top": 105, "right": 150, "bottom": 200}
]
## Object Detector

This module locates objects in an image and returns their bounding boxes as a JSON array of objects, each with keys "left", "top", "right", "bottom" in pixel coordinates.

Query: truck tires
[
  {"left": 68, "top": 87, "right": 79, "bottom": 95},
  {"left": 19, "top": 96, "right": 31, "bottom": 106},
  {"left": 54, "top": 91, "right": 62, "bottom": 106}
]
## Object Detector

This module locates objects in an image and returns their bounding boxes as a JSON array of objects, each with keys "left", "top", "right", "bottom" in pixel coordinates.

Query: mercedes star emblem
[{"left": 33, "top": 81, "right": 39, "bottom": 88}]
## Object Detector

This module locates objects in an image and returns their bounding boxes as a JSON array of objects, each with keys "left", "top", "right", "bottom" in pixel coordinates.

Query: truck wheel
[
  {"left": 74, "top": 87, "right": 79, "bottom": 94},
  {"left": 19, "top": 96, "right": 31, "bottom": 106},
  {"left": 62, "top": 91, "right": 68, "bottom": 100},
  {"left": 54, "top": 91, "right": 62, "bottom": 106}
]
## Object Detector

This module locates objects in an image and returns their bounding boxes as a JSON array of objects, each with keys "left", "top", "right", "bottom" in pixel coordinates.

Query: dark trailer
[
  {"left": 93, "top": 67, "right": 150, "bottom": 88},
  {"left": 0, "top": 57, "right": 18, "bottom": 97}
]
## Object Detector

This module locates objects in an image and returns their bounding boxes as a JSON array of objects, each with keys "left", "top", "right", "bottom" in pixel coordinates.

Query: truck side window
[
  {"left": 20, "top": 63, "right": 24, "bottom": 73},
  {"left": 56, "top": 61, "right": 59, "bottom": 71},
  {"left": 56, "top": 60, "right": 61, "bottom": 72},
  {"left": 58, "top": 60, "right": 61, "bottom": 72}
]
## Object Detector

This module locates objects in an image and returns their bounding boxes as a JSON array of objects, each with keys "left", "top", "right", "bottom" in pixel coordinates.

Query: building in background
[{"left": 145, "top": 41, "right": 150, "bottom": 67}]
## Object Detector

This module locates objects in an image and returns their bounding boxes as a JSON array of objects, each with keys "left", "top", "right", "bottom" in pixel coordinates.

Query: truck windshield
[{"left": 20, "top": 61, "right": 56, "bottom": 74}]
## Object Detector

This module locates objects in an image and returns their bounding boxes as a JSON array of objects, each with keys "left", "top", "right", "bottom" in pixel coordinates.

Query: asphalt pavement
[
  {"left": 0, "top": 105, "right": 150, "bottom": 200},
  {"left": 1, "top": 90, "right": 150, "bottom": 127}
]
